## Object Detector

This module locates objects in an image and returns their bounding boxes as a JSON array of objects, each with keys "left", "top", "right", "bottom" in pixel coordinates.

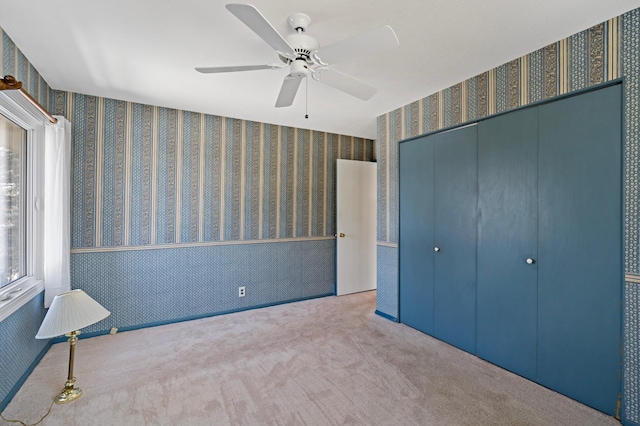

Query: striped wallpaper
[
  {"left": 1, "top": 30, "right": 52, "bottom": 110},
  {"left": 48, "top": 92, "right": 374, "bottom": 251},
  {"left": 375, "top": 9, "right": 640, "bottom": 423}
]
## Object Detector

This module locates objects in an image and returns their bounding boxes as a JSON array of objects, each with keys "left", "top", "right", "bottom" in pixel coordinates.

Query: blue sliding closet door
[
  {"left": 537, "top": 84, "right": 622, "bottom": 415},
  {"left": 399, "top": 137, "right": 435, "bottom": 334},
  {"left": 433, "top": 126, "right": 478, "bottom": 354},
  {"left": 477, "top": 108, "right": 539, "bottom": 380}
]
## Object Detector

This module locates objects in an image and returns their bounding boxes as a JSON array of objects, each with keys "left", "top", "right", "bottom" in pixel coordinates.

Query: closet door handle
[
  {"left": 525, "top": 258, "right": 535, "bottom": 265},
  {"left": 434, "top": 247, "right": 441, "bottom": 252}
]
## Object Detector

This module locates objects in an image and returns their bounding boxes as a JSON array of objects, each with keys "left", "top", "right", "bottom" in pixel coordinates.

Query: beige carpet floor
[{"left": 2, "top": 291, "right": 619, "bottom": 425}]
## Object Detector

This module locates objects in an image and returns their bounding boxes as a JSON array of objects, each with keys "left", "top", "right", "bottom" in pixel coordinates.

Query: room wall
[
  {"left": 375, "top": 9, "right": 640, "bottom": 424},
  {"left": 48, "top": 91, "right": 373, "bottom": 334},
  {"left": 0, "top": 30, "right": 52, "bottom": 410}
]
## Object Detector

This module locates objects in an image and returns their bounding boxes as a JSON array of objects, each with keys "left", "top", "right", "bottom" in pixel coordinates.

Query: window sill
[{"left": 0, "top": 279, "right": 44, "bottom": 322}]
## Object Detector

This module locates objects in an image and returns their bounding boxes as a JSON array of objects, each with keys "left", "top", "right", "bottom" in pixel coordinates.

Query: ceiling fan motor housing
[
  {"left": 285, "top": 33, "right": 319, "bottom": 57},
  {"left": 283, "top": 33, "right": 320, "bottom": 79}
]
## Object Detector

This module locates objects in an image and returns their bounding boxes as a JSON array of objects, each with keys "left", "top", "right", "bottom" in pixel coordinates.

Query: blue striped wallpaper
[
  {"left": 1, "top": 30, "right": 51, "bottom": 109},
  {"left": 50, "top": 93, "right": 373, "bottom": 249}
]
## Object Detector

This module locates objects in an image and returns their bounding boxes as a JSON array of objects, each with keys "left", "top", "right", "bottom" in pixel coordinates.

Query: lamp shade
[{"left": 36, "top": 290, "right": 110, "bottom": 339}]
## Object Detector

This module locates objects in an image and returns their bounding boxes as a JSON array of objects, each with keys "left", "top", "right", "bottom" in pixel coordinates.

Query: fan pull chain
[{"left": 305, "top": 75, "right": 309, "bottom": 119}]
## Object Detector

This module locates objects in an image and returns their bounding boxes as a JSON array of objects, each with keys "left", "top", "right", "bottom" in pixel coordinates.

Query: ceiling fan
[{"left": 196, "top": 3, "right": 400, "bottom": 108}]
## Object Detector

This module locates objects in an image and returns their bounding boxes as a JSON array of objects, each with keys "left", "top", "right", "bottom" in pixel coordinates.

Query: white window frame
[{"left": 0, "top": 93, "right": 45, "bottom": 322}]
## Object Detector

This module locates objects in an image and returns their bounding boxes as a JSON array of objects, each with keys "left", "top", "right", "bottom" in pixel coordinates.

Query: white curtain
[{"left": 43, "top": 116, "right": 71, "bottom": 308}]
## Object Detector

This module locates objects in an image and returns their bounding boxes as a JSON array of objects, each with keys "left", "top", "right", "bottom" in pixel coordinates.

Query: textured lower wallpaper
[
  {"left": 71, "top": 239, "right": 335, "bottom": 334},
  {"left": 376, "top": 245, "right": 398, "bottom": 320},
  {"left": 0, "top": 293, "right": 48, "bottom": 410},
  {"left": 626, "top": 281, "right": 640, "bottom": 423}
]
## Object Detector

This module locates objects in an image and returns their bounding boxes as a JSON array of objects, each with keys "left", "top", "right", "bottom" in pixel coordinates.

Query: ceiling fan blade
[
  {"left": 315, "top": 68, "right": 377, "bottom": 100},
  {"left": 315, "top": 26, "right": 399, "bottom": 65},
  {"left": 275, "top": 75, "right": 302, "bottom": 107},
  {"left": 226, "top": 4, "right": 296, "bottom": 59},
  {"left": 196, "top": 64, "right": 274, "bottom": 73}
]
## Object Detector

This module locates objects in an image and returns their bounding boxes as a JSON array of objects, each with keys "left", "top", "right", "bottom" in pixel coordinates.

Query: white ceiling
[{"left": 2, "top": 1, "right": 639, "bottom": 139}]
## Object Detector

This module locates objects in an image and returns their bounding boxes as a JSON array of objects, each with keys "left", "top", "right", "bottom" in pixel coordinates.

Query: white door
[{"left": 336, "top": 159, "right": 377, "bottom": 296}]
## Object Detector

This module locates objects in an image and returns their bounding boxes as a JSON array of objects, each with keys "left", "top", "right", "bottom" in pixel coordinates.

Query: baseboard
[
  {"left": 375, "top": 310, "right": 399, "bottom": 322},
  {"left": 1, "top": 340, "right": 52, "bottom": 412},
  {"left": 53, "top": 292, "right": 335, "bottom": 343}
]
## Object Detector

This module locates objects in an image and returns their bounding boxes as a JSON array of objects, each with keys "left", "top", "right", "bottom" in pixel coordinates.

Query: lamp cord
[{"left": 0, "top": 400, "right": 54, "bottom": 426}]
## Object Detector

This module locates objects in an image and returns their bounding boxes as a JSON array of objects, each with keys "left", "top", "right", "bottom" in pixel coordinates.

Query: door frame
[{"left": 335, "top": 159, "right": 377, "bottom": 296}]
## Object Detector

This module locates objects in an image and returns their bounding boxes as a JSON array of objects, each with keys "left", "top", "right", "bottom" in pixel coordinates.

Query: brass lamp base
[
  {"left": 55, "top": 386, "right": 82, "bottom": 404},
  {"left": 55, "top": 376, "right": 82, "bottom": 404}
]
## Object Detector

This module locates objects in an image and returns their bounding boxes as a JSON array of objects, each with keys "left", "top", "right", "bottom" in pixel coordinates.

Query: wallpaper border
[{"left": 71, "top": 235, "right": 335, "bottom": 253}]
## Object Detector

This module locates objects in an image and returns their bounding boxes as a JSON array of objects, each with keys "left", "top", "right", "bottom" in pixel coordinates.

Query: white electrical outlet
[{"left": 238, "top": 286, "right": 246, "bottom": 297}]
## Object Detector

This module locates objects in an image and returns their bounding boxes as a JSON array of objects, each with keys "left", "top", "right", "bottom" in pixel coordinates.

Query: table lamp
[{"left": 35, "top": 289, "right": 110, "bottom": 404}]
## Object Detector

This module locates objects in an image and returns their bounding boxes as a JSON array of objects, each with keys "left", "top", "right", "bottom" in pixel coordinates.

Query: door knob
[
  {"left": 339, "top": 233, "right": 345, "bottom": 238},
  {"left": 526, "top": 258, "right": 535, "bottom": 264},
  {"left": 434, "top": 247, "right": 440, "bottom": 252}
]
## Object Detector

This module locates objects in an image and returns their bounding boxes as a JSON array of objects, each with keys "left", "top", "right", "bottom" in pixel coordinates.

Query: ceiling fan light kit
[
  {"left": 196, "top": 3, "right": 400, "bottom": 108},
  {"left": 289, "top": 60, "right": 308, "bottom": 79}
]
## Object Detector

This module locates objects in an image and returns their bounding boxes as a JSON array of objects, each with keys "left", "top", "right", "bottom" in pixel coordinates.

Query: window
[
  {"left": 0, "top": 91, "right": 45, "bottom": 322},
  {"left": 0, "top": 114, "right": 26, "bottom": 288}
]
